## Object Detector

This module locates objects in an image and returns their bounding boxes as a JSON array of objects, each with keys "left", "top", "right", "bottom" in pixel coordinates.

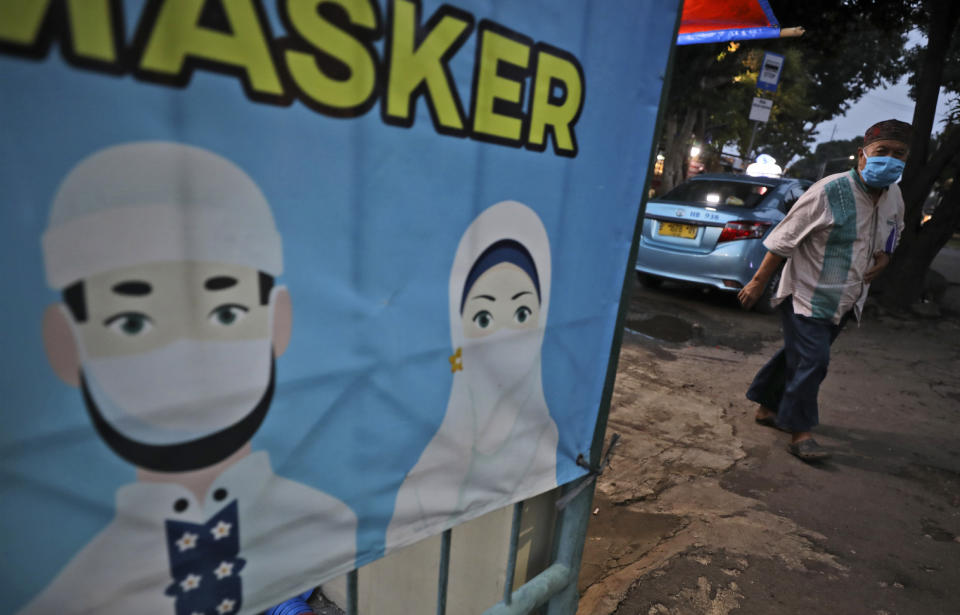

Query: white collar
[{"left": 115, "top": 451, "right": 274, "bottom": 525}]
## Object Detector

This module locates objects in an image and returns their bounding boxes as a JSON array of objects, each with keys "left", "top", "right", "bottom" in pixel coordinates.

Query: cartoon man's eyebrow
[
  {"left": 204, "top": 276, "right": 238, "bottom": 291},
  {"left": 112, "top": 281, "right": 151, "bottom": 296},
  {"left": 470, "top": 294, "right": 496, "bottom": 302},
  {"left": 511, "top": 291, "right": 532, "bottom": 300}
]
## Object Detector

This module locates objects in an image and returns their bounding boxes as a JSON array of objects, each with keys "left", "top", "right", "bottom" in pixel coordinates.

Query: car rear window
[{"left": 660, "top": 180, "right": 777, "bottom": 208}]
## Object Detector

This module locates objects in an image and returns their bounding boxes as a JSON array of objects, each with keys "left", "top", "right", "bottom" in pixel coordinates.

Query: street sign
[
  {"left": 749, "top": 97, "right": 773, "bottom": 123},
  {"left": 757, "top": 51, "right": 785, "bottom": 91}
]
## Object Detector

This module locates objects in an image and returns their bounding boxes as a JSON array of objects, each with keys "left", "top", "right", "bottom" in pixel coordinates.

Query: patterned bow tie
[{"left": 165, "top": 500, "right": 246, "bottom": 615}]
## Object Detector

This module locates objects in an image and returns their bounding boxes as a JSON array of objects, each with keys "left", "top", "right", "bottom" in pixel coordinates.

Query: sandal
[{"left": 787, "top": 438, "right": 830, "bottom": 461}]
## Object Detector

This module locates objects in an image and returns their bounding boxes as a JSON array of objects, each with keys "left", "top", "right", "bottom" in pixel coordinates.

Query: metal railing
[{"left": 339, "top": 479, "right": 594, "bottom": 615}]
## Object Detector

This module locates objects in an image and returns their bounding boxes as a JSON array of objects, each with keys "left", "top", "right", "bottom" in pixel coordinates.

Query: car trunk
[{"left": 641, "top": 200, "right": 757, "bottom": 254}]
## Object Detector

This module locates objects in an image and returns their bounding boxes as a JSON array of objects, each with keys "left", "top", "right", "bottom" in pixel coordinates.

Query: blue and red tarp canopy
[{"left": 678, "top": 0, "right": 781, "bottom": 45}]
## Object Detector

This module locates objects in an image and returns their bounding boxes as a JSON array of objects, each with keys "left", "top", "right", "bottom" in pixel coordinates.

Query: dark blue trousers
[{"left": 746, "top": 299, "right": 849, "bottom": 432}]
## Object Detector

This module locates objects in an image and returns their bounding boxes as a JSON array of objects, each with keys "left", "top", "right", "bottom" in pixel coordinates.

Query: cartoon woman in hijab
[{"left": 385, "top": 201, "right": 559, "bottom": 550}]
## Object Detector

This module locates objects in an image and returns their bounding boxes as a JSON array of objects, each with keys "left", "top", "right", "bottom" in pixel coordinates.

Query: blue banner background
[{"left": 0, "top": 0, "right": 678, "bottom": 609}]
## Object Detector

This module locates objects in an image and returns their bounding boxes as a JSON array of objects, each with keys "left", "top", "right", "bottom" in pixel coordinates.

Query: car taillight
[{"left": 717, "top": 220, "right": 771, "bottom": 242}]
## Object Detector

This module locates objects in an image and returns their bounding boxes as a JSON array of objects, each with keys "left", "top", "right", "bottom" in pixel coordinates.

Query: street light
[{"left": 690, "top": 145, "right": 701, "bottom": 158}]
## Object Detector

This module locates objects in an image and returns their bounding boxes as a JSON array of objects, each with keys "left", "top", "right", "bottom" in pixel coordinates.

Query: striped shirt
[{"left": 764, "top": 169, "right": 905, "bottom": 324}]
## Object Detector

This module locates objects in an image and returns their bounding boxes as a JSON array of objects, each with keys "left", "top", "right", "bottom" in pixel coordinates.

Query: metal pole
[
  {"left": 542, "top": 481, "right": 596, "bottom": 615},
  {"left": 481, "top": 564, "right": 572, "bottom": 615},
  {"left": 437, "top": 529, "right": 452, "bottom": 615},
  {"left": 503, "top": 502, "right": 524, "bottom": 605},
  {"left": 745, "top": 120, "right": 759, "bottom": 163},
  {"left": 346, "top": 569, "right": 358, "bottom": 615},
  {"left": 480, "top": 481, "right": 596, "bottom": 615}
]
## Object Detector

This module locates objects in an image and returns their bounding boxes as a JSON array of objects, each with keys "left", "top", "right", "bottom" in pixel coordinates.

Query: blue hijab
[{"left": 460, "top": 239, "right": 541, "bottom": 313}]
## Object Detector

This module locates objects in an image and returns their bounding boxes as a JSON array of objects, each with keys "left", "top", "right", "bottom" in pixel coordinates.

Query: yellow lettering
[
  {"left": 139, "top": 0, "right": 283, "bottom": 97},
  {"left": 0, "top": 1, "right": 49, "bottom": 46},
  {"left": 528, "top": 48, "right": 584, "bottom": 155},
  {"left": 283, "top": 0, "right": 379, "bottom": 115},
  {"left": 471, "top": 27, "right": 530, "bottom": 143},
  {"left": 70, "top": 0, "right": 117, "bottom": 61},
  {"left": 384, "top": 1, "right": 471, "bottom": 131},
  {"left": 0, "top": 1, "right": 588, "bottom": 156},
  {"left": 0, "top": 0, "right": 118, "bottom": 63}
]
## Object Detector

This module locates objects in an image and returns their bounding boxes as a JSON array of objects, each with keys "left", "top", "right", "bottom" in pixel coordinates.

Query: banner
[{"left": 0, "top": 1, "right": 679, "bottom": 613}]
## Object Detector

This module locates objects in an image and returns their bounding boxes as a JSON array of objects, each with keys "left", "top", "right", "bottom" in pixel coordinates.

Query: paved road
[{"left": 578, "top": 275, "right": 960, "bottom": 615}]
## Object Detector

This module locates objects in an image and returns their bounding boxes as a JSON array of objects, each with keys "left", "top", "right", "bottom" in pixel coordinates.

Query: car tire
[
  {"left": 637, "top": 272, "right": 663, "bottom": 289},
  {"left": 755, "top": 266, "right": 783, "bottom": 314}
]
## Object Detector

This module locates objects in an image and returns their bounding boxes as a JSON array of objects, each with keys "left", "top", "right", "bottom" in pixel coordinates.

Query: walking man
[{"left": 738, "top": 119, "right": 912, "bottom": 461}]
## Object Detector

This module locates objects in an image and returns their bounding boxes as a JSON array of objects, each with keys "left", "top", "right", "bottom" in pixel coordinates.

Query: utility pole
[{"left": 745, "top": 121, "right": 761, "bottom": 161}]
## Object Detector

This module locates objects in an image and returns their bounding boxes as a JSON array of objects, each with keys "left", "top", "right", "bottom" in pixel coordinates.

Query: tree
[
  {"left": 878, "top": 0, "right": 960, "bottom": 310},
  {"left": 657, "top": 44, "right": 737, "bottom": 194}
]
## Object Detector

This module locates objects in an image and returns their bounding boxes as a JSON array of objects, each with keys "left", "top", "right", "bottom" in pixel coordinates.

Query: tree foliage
[{"left": 768, "top": 0, "right": 919, "bottom": 120}]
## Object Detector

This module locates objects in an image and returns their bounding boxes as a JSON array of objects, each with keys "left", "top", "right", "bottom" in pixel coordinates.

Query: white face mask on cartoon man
[
  {"left": 81, "top": 337, "right": 273, "bottom": 445},
  {"left": 49, "top": 261, "right": 289, "bottom": 470},
  {"left": 40, "top": 142, "right": 291, "bottom": 472}
]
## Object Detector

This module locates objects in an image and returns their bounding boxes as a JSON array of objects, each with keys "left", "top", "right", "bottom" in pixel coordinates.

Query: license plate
[{"left": 658, "top": 222, "right": 698, "bottom": 238}]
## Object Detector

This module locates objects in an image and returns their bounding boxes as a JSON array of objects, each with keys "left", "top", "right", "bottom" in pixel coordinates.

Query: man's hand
[
  {"left": 864, "top": 251, "right": 890, "bottom": 283},
  {"left": 738, "top": 279, "right": 766, "bottom": 310},
  {"left": 738, "top": 251, "right": 785, "bottom": 310}
]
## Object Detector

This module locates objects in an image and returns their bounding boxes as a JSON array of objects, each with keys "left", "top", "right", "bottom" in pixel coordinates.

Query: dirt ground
[{"left": 577, "top": 249, "right": 960, "bottom": 615}]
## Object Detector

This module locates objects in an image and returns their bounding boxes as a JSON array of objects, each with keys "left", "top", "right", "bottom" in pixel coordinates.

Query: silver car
[{"left": 635, "top": 173, "right": 812, "bottom": 313}]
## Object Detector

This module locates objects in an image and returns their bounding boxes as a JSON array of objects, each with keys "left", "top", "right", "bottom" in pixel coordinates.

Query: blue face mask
[{"left": 861, "top": 156, "right": 905, "bottom": 188}]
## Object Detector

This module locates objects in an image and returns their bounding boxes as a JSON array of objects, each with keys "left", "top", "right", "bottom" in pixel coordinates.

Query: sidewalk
[{"left": 578, "top": 292, "right": 960, "bottom": 614}]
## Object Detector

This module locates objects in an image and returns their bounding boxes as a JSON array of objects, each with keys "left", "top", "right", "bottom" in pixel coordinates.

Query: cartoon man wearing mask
[{"left": 24, "top": 142, "right": 356, "bottom": 615}]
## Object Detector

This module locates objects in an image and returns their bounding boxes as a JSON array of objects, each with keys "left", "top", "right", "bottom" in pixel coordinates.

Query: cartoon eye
[
  {"left": 104, "top": 312, "right": 153, "bottom": 337},
  {"left": 208, "top": 304, "right": 249, "bottom": 326},
  {"left": 514, "top": 306, "right": 533, "bottom": 324},
  {"left": 472, "top": 310, "right": 493, "bottom": 329}
]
